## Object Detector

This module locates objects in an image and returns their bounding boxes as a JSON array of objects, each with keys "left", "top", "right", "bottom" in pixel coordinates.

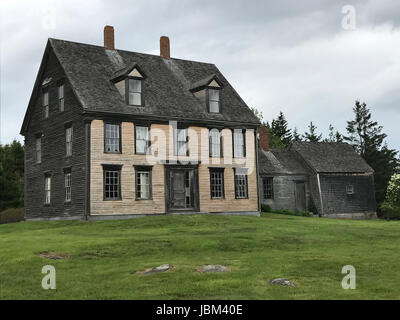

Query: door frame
[{"left": 164, "top": 164, "right": 200, "bottom": 213}]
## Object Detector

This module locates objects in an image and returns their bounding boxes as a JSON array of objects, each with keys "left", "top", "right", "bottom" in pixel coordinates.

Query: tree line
[{"left": 252, "top": 100, "right": 399, "bottom": 214}]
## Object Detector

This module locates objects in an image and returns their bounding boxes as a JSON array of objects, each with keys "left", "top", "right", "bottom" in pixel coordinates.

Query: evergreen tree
[
  {"left": 325, "top": 124, "right": 343, "bottom": 142},
  {"left": 270, "top": 111, "right": 292, "bottom": 146},
  {"left": 293, "top": 127, "right": 302, "bottom": 142},
  {"left": 303, "top": 121, "right": 322, "bottom": 142},
  {"left": 344, "top": 101, "right": 399, "bottom": 208},
  {"left": 0, "top": 140, "right": 24, "bottom": 211}
]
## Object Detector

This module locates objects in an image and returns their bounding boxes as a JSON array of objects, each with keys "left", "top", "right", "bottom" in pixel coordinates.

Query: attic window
[
  {"left": 207, "top": 88, "right": 220, "bottom": 113},
  {"left": 346, "top": 185, "right": 354, "bottom": 195},
  {"left": 127, "top": 78, "right": 142, "bottom": 106}
]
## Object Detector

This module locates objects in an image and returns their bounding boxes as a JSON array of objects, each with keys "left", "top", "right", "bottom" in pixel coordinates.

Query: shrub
[
  {"left": 261, "top": 204, "right": 271, "bottom": 213},
  {"left": 0, "top": 207, "right": 24, "bottom": 224},
  {"left": 380, "top": 202, "right": 400, "bottom": 220},
  {"left": 272, "top": 209, "right": 311, "bottom": 217}
]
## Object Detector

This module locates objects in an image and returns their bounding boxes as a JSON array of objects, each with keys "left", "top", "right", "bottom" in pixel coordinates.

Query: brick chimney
[
  {"left": 104, "top": 25, "right": 115, "bottom": 50},
  {"left": 259, "top": 126, "right": 270, "bottom": 152},
  {"left": 160, "top": 36, "right": 170, "bottom": 59}
]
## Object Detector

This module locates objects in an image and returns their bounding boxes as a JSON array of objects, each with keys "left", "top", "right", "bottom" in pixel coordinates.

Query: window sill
[
  {"left": 235, "top": 197, "right": 249, "bottom": 200},
  {"left": 211, "top": 197, "right": 225, "bottom": 200},
  {"left": 64, "top": 201, "right": 72, "bottom": 205},
  {"left": 135, "top": 198, "right": 153, "bottom": 201},
  {"left": 104, "top": 151, "right": 122, "bottom": 154}
]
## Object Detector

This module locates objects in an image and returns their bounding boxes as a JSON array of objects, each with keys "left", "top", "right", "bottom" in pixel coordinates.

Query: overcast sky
[{"left": 1, "top": 0, "right": 399, "bottom": 150}]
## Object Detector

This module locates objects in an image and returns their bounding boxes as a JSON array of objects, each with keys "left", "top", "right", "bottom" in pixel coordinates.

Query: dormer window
[
  {"left": 207, "top": 88, "right": 220, "bottom": 113},
  {"left": 128, "top": 78, "right": 142, "bottom": 106}
]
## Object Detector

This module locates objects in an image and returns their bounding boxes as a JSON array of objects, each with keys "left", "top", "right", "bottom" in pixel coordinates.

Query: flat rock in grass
[
  {"left": 197, "top": 265, "right": 231, "bottom": 273},
  {"left": 268, "top": 278, "right": 296, "bottom": 287},
  {"left": 38, "top": 251, "right": 69, "bottom": 260},
  {"left": 136, "top": 264, "right": 174, "bottom": 275}
]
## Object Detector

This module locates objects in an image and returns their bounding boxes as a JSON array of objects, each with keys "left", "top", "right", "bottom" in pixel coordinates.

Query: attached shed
[
  {"left": 289, "top": 142, "right": 377, "bottom": 219},
  {"left": 258, "top": 149, "right": 310, "bottom": 212}
]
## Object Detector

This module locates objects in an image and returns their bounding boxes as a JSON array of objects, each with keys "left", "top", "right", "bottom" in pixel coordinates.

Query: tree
[
  {"left": 303, "top": 121, "right": 322, "bottom": 142},
  {"left": 0, "top": 140, "right": 24, "bottom": 211},
  {"left": 270, "top": 111, "right": 292, "bottom": 146},
  {"left": 292, "top": 127, "right": 302, "bottom": 142},
  {"left": 325, "top": 124, "right": 343, "bottom": 143},
  {"left": 344, "top": 101, "right": 399, "bottom": 209}
]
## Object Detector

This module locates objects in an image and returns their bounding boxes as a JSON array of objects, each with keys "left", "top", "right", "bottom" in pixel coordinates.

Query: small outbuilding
[{"left": 258, "top": 128, "right": 377, "bottom": 219}]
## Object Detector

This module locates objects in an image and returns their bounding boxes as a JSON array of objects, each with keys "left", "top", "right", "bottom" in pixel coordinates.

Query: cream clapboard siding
[{"left": 90, "top": 120, "right": 258, "bottom": 215}]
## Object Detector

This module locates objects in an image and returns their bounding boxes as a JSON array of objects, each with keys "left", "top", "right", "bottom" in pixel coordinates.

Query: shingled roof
[
  {"left": 258, "top": 149, "right": 308, "bottom": 175},
  {"left": 24, "top": 38, "right": 259, "bottom": 129},
  {"left": 289, "top": 141, "right": 373, "bottom": 173}
]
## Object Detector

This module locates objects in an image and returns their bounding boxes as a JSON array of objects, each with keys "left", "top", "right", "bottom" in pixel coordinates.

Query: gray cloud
[{"left": 0, "top": 0, "right": 399, "bottom": 151}]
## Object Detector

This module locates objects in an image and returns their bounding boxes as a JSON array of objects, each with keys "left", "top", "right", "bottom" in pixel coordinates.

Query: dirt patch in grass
[
  {"left": 136, "top": 264, "right": 174, "bottom": 275},
  {"left": 37, "top": 251, "right": 69, "bottom": 260}
]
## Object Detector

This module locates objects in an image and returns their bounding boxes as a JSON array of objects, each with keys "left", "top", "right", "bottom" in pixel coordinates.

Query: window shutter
[
  {"left": 220, "top": 134, "right": 223, "bottom": 157},
  {"left": 209, "top": 133, "right": 212, "bottom": 157},
  {"left": 186, "top": 130, "right": 189, "bottom": 156},
  {"left": 243, "top": 130, "right": 247, "bottom": 157}
]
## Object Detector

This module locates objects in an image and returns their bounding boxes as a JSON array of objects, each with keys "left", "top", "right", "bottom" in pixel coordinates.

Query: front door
[
  {"left": 295, "top": 182, "right": 306, "bottom": 212},
  {"left": 167, "top": 167, "right": 199, "bottom": 212}
]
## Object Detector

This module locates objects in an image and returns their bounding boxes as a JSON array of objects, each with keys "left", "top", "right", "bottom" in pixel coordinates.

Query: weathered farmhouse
[
  {"left": 258, "top": 128, "right": 377, "bottom": 219},
  {"left": 20, "top": 26, "right": 261, "bottom": 220}
]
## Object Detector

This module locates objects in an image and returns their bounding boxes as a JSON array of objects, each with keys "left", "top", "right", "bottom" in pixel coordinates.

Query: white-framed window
[
  {"left": 128, "top": 78, "right": 142, "bottom": 106},
  {"left": 65, "top": 172, "right": 71, "bottom": 202},
  {"left": 66, "top": 126, "right": 73, "bottom": 156},
  {"left": 58, "top": 84, "right": 64, "bottom": 111},
  {"left": 104, "top": 123, "right": 121, "bottom": 153},
  {"left": 208, "top": 88, "right": 220, "bottom": 113},
  {"left": 234, "top": 168, "right": 248, "bottom": 199},
  {"left": 43, "top": 91, "right": 49, "bottom": 119},
  {"left": 35, "top": 136, "right": 42, "bottom": 164},
  {"left": 44, "top": 175, "right": 51, "bottom": 205},
  {"left": 233, "top": 129, "right": 246, "bottom": 158},
  {"left": 135, "top": 167, "right": 152, "bottom": 200},
  {"left": 209, "top": 129, "right": 222, "bottom": 157},
  {"left": 135, "top": 126, "right": 151, "bottom": 154},
  {"left": 175, "top": 128, "right": 188, "bottom": 156}
]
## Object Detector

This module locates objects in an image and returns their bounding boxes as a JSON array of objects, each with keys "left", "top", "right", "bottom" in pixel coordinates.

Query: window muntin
[
  {"left": 263, "top": 177, "right": 274, "bottom": 200},
  {"left": 65, "top": 172, "right": 71, "bottom": 202},
  {"left": 128, "top": 79, "right": 142, "bottom": 106},
  {"left": 234, "top": 168, "right": 248, "bottom": 199},
  {"left": 135, "top": 167, "right": 152, "bottom": 200},
  {"left": 43, "top": 91, "right": 49, "bottom": 118},
  {"left": 210, "top": 168, "right": 224, "bottom": 199},
  {"left": 175, "top": 128, "right": 188, "bottom": 156},
  {"left": 209, "top": 129, "right": 222, "bottom": 157},
  {"left": 44, "top": 175, "right": 51, "bottom": 204},
  {"left": 58, "top": 84, "right": 64, "bottom": 111},
  {"left": 233, "top": 129, "right": 246, "bottom": 158},
  {"left": 104, "top": 123, "right": 121, "bottom": 153},
  {"left": 66, "top": 126, "right": 73, "bottom": 157},
  {"left": 208, "top": 89, "right": 220, "bottom": 113},
  {"left": 103, "top": 166, "right": 121, "bottom": 200},
  {"left": 36, "top": 137, "right": 42, "bottom": 164},
  {"left": 135, "top": 126, "right": 151, "bottom": 154}
]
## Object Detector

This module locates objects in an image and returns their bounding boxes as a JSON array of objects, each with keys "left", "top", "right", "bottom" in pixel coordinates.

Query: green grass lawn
[{"left": 0, "top": 213, "right": 399, "bottom": 300}]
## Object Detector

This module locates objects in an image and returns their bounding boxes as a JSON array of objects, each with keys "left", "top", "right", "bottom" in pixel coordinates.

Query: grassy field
[{"left": 0, "top": 213, "right": 399, "bottom": 300}]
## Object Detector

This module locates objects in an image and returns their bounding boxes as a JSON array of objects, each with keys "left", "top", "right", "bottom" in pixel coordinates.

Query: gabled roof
[
  {"left": 21, "top": 38, "right": 260, "bottom": 134},
  {"left": 289, "top": 141, "right": 374, "bottom": 173},
  {"left": 189, "top": 74, "right": 223, "bottom": 91},
  {"left": 110, "top": 63, "right": 146, "bottom": 82},
  {"left": 258, "top": 148, "right": 308, "bottom": 176}
]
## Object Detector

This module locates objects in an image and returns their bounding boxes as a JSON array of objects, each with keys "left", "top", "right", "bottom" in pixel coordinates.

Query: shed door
[{"left": 295, "top": 182, "right": 306, "bottom": 212}]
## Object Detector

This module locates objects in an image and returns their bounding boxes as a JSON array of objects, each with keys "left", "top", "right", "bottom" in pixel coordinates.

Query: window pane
[
  {"left": 129, "top": 92, "right": 141, "bottom": 105},
  {"left": 136, "top": 140, "right": 146, "bottom": 154},
  {"left": 209, "top": 101, "right": 219, "bottom": 113},
  {"left": 175, "top": 129, "right": 188, "bottom": 156},
  {"left": 209, "top": 89, "right": 219, "bottom": 102},
  {"left": 129, "top": 79, "right": 141, "bottom": 93},
  {"left": 105, "top": 124, "right": 120, "bottom": 153},
  {"left": 234, "top": 131, "right": 245, "bottom": 157}
]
